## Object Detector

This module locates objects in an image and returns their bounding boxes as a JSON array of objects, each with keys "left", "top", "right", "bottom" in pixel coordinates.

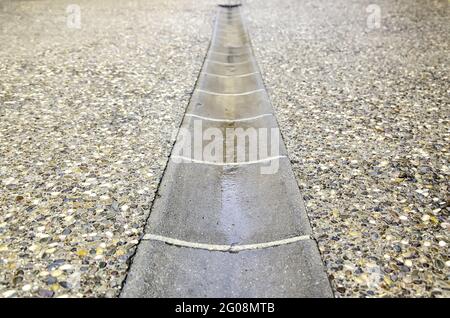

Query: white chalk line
[
  {"left": 209, "top": 51, "right": 251, "bottom": 56},
  {"left": 195, "top": 88, "right": 264, "bottom": 96},
  {"left": 211, "top": 45, "right": 250, "bottom": 51},
  {"left": 205, "top": 59, "right": 253, "bottom": 65},
  {"left": 214, "top": 36, "right": 248, "bottom": 42},
  {"left": 142, "top": 234, "right": 312, "bottom": 252},
  {"left": 210, "top": 47, "right": 251, "bottom": 54},
  {"left": 215, "top": 32, "right": 247, "bottom": 37},
  {"left": 185, "top": 113, "right": 273, "bottom": 122},
  {"left": 170, "top": 155, "right": 286, "bottom": 166},
  {"left": 202, "top": 71, "right": 259, "bottom": 78}
]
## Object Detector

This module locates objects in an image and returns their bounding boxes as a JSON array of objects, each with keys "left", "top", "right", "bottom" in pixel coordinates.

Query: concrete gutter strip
[{"left": 121, "top": 5, "right": 333, "bottom": 298}]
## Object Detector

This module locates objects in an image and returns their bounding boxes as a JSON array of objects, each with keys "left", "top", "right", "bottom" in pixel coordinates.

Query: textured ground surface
[
  {"left": 245, "top": 0, "right": 449, "bottom": 297},
  {"left": 0, "top": 0, "right": 448, "bottom": 298},
  {"left": 0, "top": 0, "right": 213, "bottom": 297}
]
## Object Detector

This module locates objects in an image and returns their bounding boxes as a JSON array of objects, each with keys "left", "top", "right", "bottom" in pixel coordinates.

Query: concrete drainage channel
[{"left": 121, "top": 4, "right": 333, "bottom": 298}]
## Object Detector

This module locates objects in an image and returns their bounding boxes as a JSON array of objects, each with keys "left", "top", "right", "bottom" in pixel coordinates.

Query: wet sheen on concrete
[
  {"left": 121, "top": 5, "right": 333, "bottom": 298},
  {"left": 122, "top": 240, "right": 332, "bottom": 297}
]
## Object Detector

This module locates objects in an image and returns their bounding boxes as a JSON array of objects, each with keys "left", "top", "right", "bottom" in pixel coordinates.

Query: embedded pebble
[
  {"left": 21, "top": 284, "right": 32, "bottom": 292},
  {"left": 2, "top": 290, "right": 17, "bottom": 298}
]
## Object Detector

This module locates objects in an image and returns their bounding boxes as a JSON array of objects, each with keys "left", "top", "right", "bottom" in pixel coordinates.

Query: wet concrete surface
[
  {"left": 121, "top": 240, "right": 333, "bottom": 298},
  {"left": 121, "top": 5, "right": 332, "bottom": 298},
  {"left": 198, "top": 73, "right": 263, "bottom": 94},
  {"left": 178, "top": 114, "right": 287, "bottom": 163},
  {"left": 145, "top": 159, "right": 311, "bottom": 245},
  {"left": 186, "top": 92, "right": 273, "bottom": 120}
]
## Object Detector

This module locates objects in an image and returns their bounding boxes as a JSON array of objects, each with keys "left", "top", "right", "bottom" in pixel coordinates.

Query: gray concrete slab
[
  {"left": 186, "top": 92, "right": 273, "bottom": 120},
  {"left": 212, "top": 43, "right": 251, "bottom": 50},
  {"left": 215, "top": 26, "right": 246, "bottom": 33},
  {"left": 207, "top": 51, "right": 252, "bottom": 63},
  {"left": 177, "top": 113, "right": 287, "bottom": 162},
  {"left": 197, "top": 72, "right": 263, "bottom": 94},
  {"left": 216, "top": 26, "right": 245, "bottom": 33},
  {"left": 203, "top": 59, "right": 257, "bottom": 76},
  {"left": 121, "top": 240, "right": 333, "bottom": 298},
  {"left": 217, "top": 14, "right": 242, "bottom": 19},
  {"left": 215, "top": 40, "right": 248, "bottom": 47},
  {"left": 215, "top": 32, "right": 245, "bottom": 39},
  {"left": 146, "top": 158, "right": 310, "bottom": 245},
  {"left": 216, "top": 28, "right": 246, "bottom": 34}
]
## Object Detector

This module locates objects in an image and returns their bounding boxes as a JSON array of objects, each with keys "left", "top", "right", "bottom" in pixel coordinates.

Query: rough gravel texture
[
  {"left": 1, "top": 0, "right": 448, "bottom": 299},
  {"left": 0, "top": 0, "right": 213, "bottom": 298},
  {"left": 245, "top": 0, "right": 449, "bottom": 297}
]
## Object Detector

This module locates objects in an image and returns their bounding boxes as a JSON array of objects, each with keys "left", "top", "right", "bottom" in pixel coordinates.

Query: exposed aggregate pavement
[
  {"left": 0, "top": 0, "right": 448, "bottom": 298},
  {"left": 0, "top": 0, "right": 213, "bottom": 298},
  {"left": 245, "top": 0, "right": 449, "bottom": 297}
]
